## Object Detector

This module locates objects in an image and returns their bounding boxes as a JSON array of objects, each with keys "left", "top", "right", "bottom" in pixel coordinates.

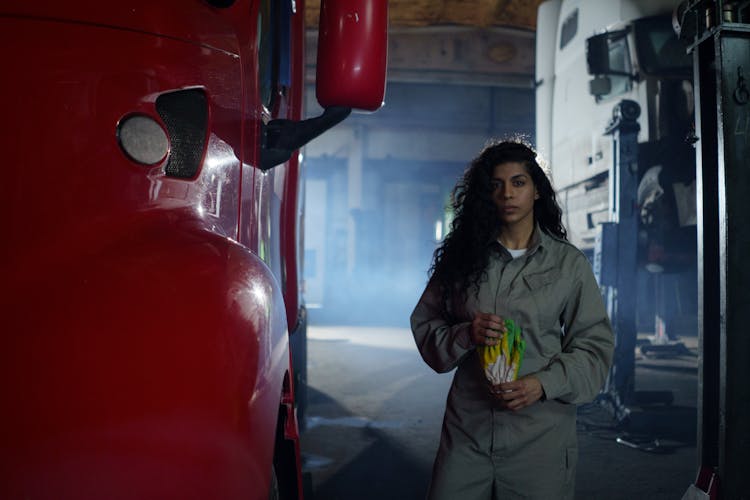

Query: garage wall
[{"left": 303, "top": 76, "right": 535, "bottom": 326}]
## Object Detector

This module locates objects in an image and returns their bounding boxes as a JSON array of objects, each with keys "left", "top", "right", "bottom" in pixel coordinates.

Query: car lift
[{"left": 593, "top": 1, "right": 749, "bottom": 497}]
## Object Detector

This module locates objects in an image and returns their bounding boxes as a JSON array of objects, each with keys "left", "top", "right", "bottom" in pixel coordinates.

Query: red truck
[{"left": 0, "top": 1, "right": 387, "bottom": 498}]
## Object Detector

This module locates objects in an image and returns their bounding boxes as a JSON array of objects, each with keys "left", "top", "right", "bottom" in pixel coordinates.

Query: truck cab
[
  {"left": 536, "top": 0, "right": 693, "bottom": 257},
  {"left": 0, "top": 1, "right": 386, "bottom": 498}
]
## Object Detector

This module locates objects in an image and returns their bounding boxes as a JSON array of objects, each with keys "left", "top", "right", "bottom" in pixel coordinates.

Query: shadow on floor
[
  {"left": 302, "top": 387, "right": 432, "bottom": 500},
  {"left": 578, "top": 400, "right": 697, "bottom": 448},
  {"left": 311, "top": 429, "right": 430, "bottom": 500}
]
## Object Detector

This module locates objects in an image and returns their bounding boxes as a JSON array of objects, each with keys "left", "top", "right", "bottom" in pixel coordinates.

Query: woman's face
[{"left": 491, "top": 161, "right": 539, "bottom": 229}]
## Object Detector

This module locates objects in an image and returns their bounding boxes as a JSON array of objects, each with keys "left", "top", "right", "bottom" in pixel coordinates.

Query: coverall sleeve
[
  {"left": 410, "top": 280, "right": 475, "bottom": 374},
  {"left": 534, "top": 253, "right": 615, "bottom": 404}
]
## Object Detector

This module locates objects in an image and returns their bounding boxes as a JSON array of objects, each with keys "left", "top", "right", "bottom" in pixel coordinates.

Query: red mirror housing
[{"left": 315, "top": 0, "right": 388, "bottom": 112}]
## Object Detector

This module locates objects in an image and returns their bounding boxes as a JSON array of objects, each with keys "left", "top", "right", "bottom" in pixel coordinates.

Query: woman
[{"left": 411, "top": 140, "right": 614, "bottom": 499}]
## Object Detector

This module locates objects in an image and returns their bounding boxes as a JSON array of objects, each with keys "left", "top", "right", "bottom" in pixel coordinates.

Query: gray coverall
[{"left": 411, "top": 227, "right": 614, "bottom": 499}]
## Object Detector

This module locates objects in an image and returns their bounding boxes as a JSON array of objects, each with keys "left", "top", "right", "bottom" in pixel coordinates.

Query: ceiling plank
[
  {"left": 305, "top": 0, "right": 545, "bottom": 29},
  {"left": 306, "top": 25, "right": 534, "bottom": 87}
]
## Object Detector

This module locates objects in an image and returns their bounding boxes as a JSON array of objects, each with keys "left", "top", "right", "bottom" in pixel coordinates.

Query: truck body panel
[
  {"left": 2, "top": 1, "right": 245, "bottom": 54},
  {"left": 0, "top": 8, "right": 285, "bottom": 497},
  {"left": 1, "top": 0, "right": 387, "bottom": 497}
]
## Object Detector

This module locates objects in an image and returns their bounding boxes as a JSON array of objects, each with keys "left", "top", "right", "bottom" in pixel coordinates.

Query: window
[
  {"left": 605, "top": 35, "right": 632, "bottom": 97},
  {"left": 560, "top": 9, "right": 578, "bottom": 50},
  {"left": 593, "top": 32, "right": 633, "bottom": 102},
  {"left": 258, "top": 0, "right": 272, "bottom": 108},
  {"left": 257, "top": 0, "right": 292, "bottom": 110},
  {"left": 633, "top": 15, "right": 692, "bottom": 77}
]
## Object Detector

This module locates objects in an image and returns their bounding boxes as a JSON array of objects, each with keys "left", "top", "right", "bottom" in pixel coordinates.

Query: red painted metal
[
  {"left": 1, "top": 0, "right": 387, "bottom": 497},
  {"left": 282, "top": 0, "right": 308, "bottom": 334},
  {"left": 0, "top": 3, "right": 288, "bottom": 498},
  {"left": 694, "top": 466, "right": 720, "bottom": 498},
  {"left": 316, "top": 0, "right": 389, "bottom": 111},
  {"left": 0, "top": 1, "right": 242, "bottom": 54},
  {"left": 281, "top": 4, "right": 307, "bottom": 497}
]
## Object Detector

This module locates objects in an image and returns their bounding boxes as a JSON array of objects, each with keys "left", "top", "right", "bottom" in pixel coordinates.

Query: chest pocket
[{"left": 523, "top": 267, "right": 564, "bottom": 331}]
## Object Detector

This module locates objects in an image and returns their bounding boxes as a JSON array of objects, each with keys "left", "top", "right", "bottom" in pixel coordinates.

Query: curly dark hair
[{"left": 429, "top": 139, "right": 567, "bottom": 317}]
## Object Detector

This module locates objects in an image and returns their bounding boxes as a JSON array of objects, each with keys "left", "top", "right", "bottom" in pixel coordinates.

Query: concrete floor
[{"left": 299, "top": 326, "right": 699, "bottom": 500}]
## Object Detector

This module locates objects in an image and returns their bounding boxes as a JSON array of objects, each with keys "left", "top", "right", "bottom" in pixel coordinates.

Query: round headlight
[{"left": 117, "top": 114, "right": 169, "bottom": 166}]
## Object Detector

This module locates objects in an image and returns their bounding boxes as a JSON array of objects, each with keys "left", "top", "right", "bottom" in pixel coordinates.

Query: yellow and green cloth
[{"left": 479, "top": 318, "right": 526, "bottom": 384}]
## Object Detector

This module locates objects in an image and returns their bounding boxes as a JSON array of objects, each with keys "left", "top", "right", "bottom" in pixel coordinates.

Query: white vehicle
[
  {"left": 536, "top": 0, "right": 694, "bottom": 256},
  {"left": 537, "top": 0, "right": 698, "bottom": 356}
]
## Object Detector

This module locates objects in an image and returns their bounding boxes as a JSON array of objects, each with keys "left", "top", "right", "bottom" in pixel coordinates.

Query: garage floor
[{"left": 300, "top": 326, "right": 698, "bottom": 500}]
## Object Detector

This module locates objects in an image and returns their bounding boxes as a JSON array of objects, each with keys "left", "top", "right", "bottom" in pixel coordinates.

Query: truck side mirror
[
  {"left": 587, "top": 34, "right": 613, "bottom": 97},
  {"left": 261, "top": 0, "right": 388, "bottom": 170},
  {"left": 315, "top": 0, "right": 388, "bottom": 112},
  {"left": 589, "top": 75, "right": 612, "bottom": 97},
  {"left": 586, "top": 34, "right": 610, "bottom": 75}
]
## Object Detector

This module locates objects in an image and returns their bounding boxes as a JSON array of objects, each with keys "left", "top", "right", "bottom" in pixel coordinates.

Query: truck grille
[{"left": 156, "top": 89, "right": 208, "bottom": 179}]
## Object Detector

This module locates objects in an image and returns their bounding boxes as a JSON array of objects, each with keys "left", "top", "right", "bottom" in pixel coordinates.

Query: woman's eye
[{"left": 513, "top": 180, "right": 525, "bottom": 187}]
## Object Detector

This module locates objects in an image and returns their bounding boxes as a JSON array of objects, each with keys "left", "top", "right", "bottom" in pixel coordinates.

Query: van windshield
[{"left": 634, "top": 15, "right": 692, "bottom": 76}]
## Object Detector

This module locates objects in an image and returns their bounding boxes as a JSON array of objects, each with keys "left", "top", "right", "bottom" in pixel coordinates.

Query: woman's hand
[
  {"left": 470, "top": 312, "right": 506, "bottom": 346},
  {"left": 491, "top": 375, "right": 544, "bottom": 411}
]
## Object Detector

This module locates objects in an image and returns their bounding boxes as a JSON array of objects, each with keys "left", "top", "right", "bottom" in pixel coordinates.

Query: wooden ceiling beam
[
  {"left": 306, "top": 25, "right": 534, "bottom": 87},
  {"left": 305, "top": 0, "right": 545, "bottom": 29}
]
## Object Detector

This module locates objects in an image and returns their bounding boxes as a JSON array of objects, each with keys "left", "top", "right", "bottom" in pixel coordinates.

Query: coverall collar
[{"left": 495, "top": 222, "right": 546, "bottom": 262}]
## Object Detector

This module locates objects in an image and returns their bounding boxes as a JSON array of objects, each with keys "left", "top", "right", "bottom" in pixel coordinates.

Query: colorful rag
[{"left": 479, "top": 318, "right": 526, "bottom": 384}]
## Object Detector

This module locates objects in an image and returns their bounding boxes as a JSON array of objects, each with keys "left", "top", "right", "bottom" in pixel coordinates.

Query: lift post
[
  {"left": 594, "top": 99, "right": 641, "bottom": 423},
  {"left": 680, "top": 1, "right": 750, "bottom": 496}
]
